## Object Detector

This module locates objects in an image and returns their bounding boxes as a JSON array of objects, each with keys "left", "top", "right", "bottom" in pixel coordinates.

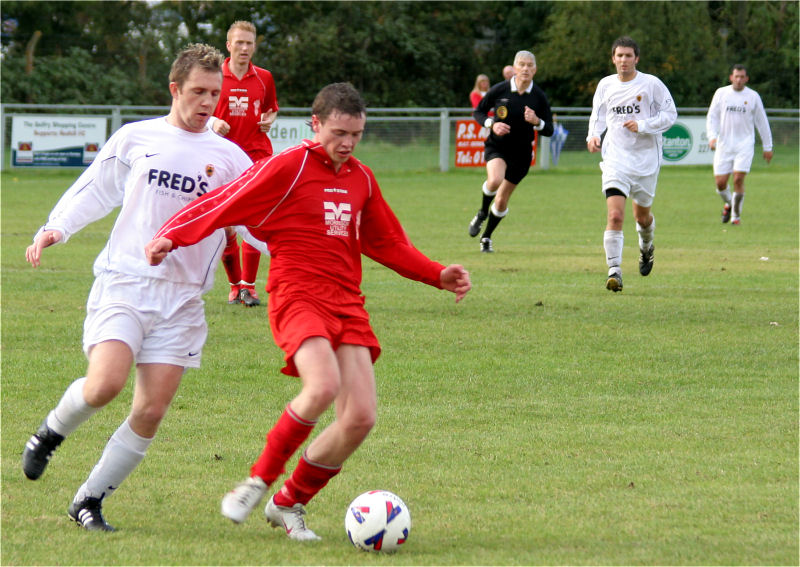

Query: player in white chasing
[
  {"left": 587, "top": 36, "right": 677, "bottom": 292},
  {"left": 706, "top": 64, "right": 773, "bottom": 225},
  {"left": 21, "top": 44, "right": 253, "bottom": 531}
]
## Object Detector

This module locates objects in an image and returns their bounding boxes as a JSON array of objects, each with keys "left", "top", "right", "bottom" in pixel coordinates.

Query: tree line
[{"left": 1, "top": 1, "right": 797, "bottom": 109}]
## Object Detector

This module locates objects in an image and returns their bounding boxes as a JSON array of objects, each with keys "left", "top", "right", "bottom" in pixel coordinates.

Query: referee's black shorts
[{"left": 484, "top": 141, "right": 533, "bottom": 185}]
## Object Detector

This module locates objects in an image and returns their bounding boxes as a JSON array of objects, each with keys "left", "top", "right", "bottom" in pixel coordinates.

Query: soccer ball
[{"left": 344, "top": 490, "right": 411, "bottom": 552}]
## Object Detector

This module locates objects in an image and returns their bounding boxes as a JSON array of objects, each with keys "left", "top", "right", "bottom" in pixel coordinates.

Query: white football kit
[
  {"left": 706, "top": 85, "right": 772, "bottom": 175},
  {"left": 587, "top": 71, "right": 677, "bottom": 206},
  {"left": 37, "top": 117, "right": 253, "bottom": 366}
]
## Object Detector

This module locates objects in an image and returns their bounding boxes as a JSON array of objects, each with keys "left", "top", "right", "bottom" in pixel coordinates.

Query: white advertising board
[
  {"left": 268, "top": 117, "right": 314, "bottom": 154},
  {"left": 662, "top": 116, "right": 713, "bottom": 166},
  {"left": 11, "top": 115, "right": 107, "bottom": 167}
]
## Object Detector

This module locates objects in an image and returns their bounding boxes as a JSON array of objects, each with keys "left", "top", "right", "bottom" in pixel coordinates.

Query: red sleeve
[
  {"left": 359, "top": 176, "right": 444, "bottom": 289},
  {"left": 153, "top": 155, "right": 292, "bottom": 249},
  {"left": 470, "top": 91, "right": 483, "bottom": 109},
  {"left": 259, "top": 68, "right": 279, "bottom": 113}
]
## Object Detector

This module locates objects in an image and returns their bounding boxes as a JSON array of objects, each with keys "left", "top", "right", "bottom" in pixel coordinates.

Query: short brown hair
[
  {"left": 169, "top": 43, "right": 224, "bottom": 88},
  {"left": 311, "top": 83, "right": 366, "bottom": 122},
  {"left": 227, "top": 21, "right": 256, "bottom": 41},
  {"left": 611, "top": 36, "right": 639, "bottom": 58}
]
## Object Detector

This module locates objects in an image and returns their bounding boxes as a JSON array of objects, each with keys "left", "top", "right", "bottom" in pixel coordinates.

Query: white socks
[
  {"left": 732, "top": 192, "right": 744, "bottom": 220},
  {"left": 482, "top": 181, "right": 497, "bottom": 197},
  {"left": 604, "top": 230, "right": 623, "bottom": 273},
  {"left": 717, "top": 187, "right": 732, "bottom": 204},
  {"left": 75, "top": 418, "right": 153, "bottom": 502},
  {"left": 490, "top": 202, "right": 508, "bottom": 217},
  {"left": 46, "top": 377, "right": 98, "bottom": 437},
  {"left": 636, "top": 217, "right": 655, "bottom": 251}
]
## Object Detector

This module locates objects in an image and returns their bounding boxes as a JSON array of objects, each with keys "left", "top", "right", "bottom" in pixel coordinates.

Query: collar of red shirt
[
  {"left": 302, "top": 139, "right": 356, "bottom": 173},
  {"left": 223, "top": 57, "right": 256, "bottom": 80}
]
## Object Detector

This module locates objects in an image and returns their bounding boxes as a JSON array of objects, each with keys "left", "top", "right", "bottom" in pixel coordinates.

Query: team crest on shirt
[
  {"left": 496, "top": 106, "right": 508, "bottom": 119},
  {"left": 205, "top": 164, "right": 215, "bottom": 177},
  {"left": 228, "top": 95, "right": 249, "bottom": 117},
  {"left": 254, "top": 99, "right": 261, "bottom": 117},
  {"left": 324, "top": 200, "right": 351, "bottom": 237},
  {"left": 636, "top": 95, "right": 642, "bottom": 101}
]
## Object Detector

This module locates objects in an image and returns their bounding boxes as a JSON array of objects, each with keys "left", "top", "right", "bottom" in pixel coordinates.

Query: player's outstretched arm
[
  {"left": 440, "top": 264, "right": 471, "bottom": 303},
  {"left": 144, "top": 237, "right": 174, "bottom": 266},
  {"left": 26, "top": 229, "right": 63, "bottom": 268}
]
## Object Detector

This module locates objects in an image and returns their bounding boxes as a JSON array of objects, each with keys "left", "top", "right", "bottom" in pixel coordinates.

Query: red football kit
[
  {"left": 214, "top": 58, "right": 279, "bottom": 162},
  {"left": 154, "top": 141, "right": 445, "bottom": 374}
]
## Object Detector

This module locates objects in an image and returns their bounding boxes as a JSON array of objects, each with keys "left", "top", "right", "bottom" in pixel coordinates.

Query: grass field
[{"left": 1, "top": 147, "right": 798, "bottom": 565}]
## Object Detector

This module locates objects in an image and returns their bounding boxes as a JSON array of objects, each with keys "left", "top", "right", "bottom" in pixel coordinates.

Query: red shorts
[{"left": 268, "top": 282, "right": 381, "bottom": 377}]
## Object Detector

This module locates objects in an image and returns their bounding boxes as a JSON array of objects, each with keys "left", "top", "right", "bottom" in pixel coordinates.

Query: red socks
[
  {"left": 273, "top": 454, "right": 342, "bottom": 507},
  {"left": 221, "top": 232, "right": 241, "bottom": 286},
  {"left": 250, "top": 405, "right": 316, "bottom": 485},
  {"left": 241, "top": 241, "right": 261, "bottom": 291}
]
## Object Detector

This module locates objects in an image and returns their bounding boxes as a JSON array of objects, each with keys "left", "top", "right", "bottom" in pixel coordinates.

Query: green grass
[{"left": 1, "top": 146, "right": 798, "bottom": 565}]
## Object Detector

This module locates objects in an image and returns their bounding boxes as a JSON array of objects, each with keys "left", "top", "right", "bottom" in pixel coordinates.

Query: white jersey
[
  {"left": 706, "top": 85, "right": 772, "bottom": 153},
  {"left": 587, "top": 71, "right": 677, "bottom": 176},
  {"left": 37, "top": 117, "right": 252, "bottom": 292}
]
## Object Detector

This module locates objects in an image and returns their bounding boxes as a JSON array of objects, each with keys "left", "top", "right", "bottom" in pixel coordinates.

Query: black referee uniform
[{"left": 473, "top": 79, "right": 554, "bottom": 184}]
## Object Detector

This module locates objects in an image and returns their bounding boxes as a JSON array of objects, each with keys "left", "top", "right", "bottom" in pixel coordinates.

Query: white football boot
[
  {"left": 221, "top": 476, "right": 267, "bottom": 523},
  {"left": 264, "top": 496, "right": 321, "bottom": 541}
]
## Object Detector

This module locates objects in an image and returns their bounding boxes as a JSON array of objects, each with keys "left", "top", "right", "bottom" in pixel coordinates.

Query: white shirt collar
[{"left": 510, "top": 77, "right": 533, "bottom": 94}]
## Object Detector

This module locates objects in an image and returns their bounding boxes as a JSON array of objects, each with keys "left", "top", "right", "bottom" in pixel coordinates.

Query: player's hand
[
  {"left": 623, "top": 119, "right": 638, "bottom": 132},
  {"left": 763, "top": 150, "right": 773, "bottom": 164},
  {"left": 213, "top": 119, "right": 231, "bottom": 136},
  {"left": 524, "top": 106, "right": 541, "bottom": 126},
  {"left": 26, "top": 229, "right": 62, "bottom": 267},
  {"left": 709, "top": 138, "right": 717, "bottom": 151},
  {"left": 492, "top": 121, "right": 510, "bottom": 137},
  {"left": 440, "top": 264, "right": 471, "bottom": 303},
  {"left": 587, "top": 137, "right": 601, "bottom": 153},
  {"left": 144, "top": 237, "right": 174, "bottom": 266},
  {"left": 258, "top": 110, "right": 278, "bottom": 133}
]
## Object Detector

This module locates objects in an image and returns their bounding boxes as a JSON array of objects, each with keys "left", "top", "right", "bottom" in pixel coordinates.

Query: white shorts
[
  {"left": 601, "top": 167, "right": 659, "bottom": 208},
  {"left": 83, "top": 271, "right": 207, "bottom": 368},
  {"left": 713, "top": 144, "right": 754, "bottom": 175}
]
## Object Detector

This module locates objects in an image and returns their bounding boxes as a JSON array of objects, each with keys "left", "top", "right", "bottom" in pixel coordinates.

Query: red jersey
[
  {"left": 154, "top": 141, "right": 445, "bottom": 300},
  {"left": 214, "top": 58, "right": 279, "bottom": 161}
]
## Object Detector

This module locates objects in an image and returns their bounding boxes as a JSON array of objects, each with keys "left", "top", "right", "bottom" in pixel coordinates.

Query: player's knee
[
  {"left": 82, "top": 379, "right": 125, "bottom": 408},
  {"left": 342, "top": 410, "right": 376, "bottom": 442},
  {"left": 607, "top": 209, "right": 624, "bottom": 227},
  {"left": 304, "top": 379, "right": 341, "bottom": 412},
  {"left": 129, "top": 402, "right": 169, "bottom": 432}
]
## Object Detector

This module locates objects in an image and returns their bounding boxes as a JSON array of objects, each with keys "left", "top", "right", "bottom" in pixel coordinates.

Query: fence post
[
  {"left": 0, "top": 105, "right": 5, "bottom": 172},
  {"left": 439, "top": 109, "right": 449, "bottom": 172},
  {"left": 111, "top": 107, "right": 122, "bottom": 133}
]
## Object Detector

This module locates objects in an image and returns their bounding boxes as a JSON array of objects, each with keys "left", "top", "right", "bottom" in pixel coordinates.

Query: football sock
[
  {"left": 604, "top": 230, "right": 623, "bottom": 271},
  {"left": 273, "top": 453, "right": 341, "bottom": 507},
  {"left": 221, "top": 232, "right": 241, "bottom": 286},
  {"left": 480, "top": 181, "right": 497, "bottom": 216},
  {"left": 717, "top": 187, "right": 732, "bottom": 204},
  {"left": 75, "top": 418, "right": 152, "bottom": 502},
  {"left": 241, "top": 241, "right": 261, "bottom": 290},
  {"left": 47, "top": 377, "right": 99, "bottom": 437},
  {"left": 250, "top": 405, "right": 317, "bottom": 486},
  {"left": 732, "top": 192, "right": 744, "bottom": 219},
  {"left": 636, "top": 216, "right": 655, "bottom": 250},
  {"left": 482, "top": 203, "right": 507, "bottom": 239}
]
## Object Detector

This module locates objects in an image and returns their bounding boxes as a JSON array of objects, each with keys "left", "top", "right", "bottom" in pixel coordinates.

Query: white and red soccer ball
[{"left": 345, "top": 490, "right": 411, "bottom": 552}]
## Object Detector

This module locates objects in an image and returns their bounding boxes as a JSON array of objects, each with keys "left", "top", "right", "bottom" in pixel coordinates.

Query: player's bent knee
[{"left": 342, "top": 412, "right": 376, "bottom": 442}]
